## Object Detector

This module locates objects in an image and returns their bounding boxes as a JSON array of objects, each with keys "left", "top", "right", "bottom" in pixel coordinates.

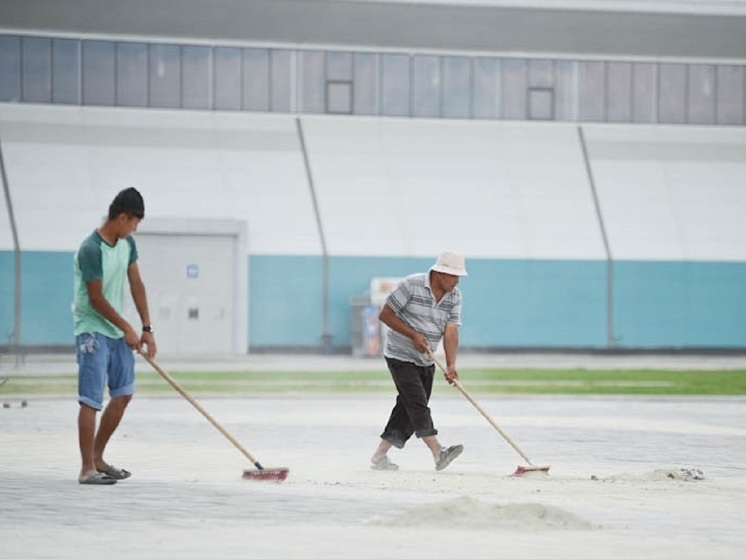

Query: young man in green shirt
[{"left": 73, "top": 187, "right": 157, "bottom": 485}]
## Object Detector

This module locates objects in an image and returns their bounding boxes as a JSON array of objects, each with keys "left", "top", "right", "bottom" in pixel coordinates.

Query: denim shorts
[{"left": 76, "top": 332, "right": 135, "bottom": 410}]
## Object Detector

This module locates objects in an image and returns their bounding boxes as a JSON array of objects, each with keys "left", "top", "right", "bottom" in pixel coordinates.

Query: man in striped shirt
[{"left": 370, "top": 251, "right": 467, "bottom": 472}]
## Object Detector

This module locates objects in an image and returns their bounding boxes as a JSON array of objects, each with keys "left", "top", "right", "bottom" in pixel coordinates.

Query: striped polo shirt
[{"left": 383, "top": 272, "right": 462, "bottom": 367}]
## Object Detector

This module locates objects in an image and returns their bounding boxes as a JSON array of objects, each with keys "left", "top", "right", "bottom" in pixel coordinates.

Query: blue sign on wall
[{"left": 186, "top": 264, "right": 199, "bottom": 279}]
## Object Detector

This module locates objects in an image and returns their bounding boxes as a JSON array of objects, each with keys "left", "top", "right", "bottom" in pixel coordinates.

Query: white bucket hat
[{"left": 430, "top": 251, "right": 467, "bottom": 277}]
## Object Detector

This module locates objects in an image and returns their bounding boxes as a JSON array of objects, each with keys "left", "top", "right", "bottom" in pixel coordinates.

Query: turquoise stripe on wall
[
  {"left": 4, "top": 251, "right": 746, "bottom": 350},
  {"left": 248, "top": 255, "right": 433, "bottom": 347},
  {"left": 460, "top": 259, "right": 608, "bottom": 347},
  {"left": 248, "top": 255, "right": 325, "bottom": 346},
  {"left": 248, "top": 255, "right": 609, "bottom": 349},
  {"left": 0, "top": 250, "right": 73, "bottom": 345},
  {"left": 0, "top": 251, "right": 14, "bottom": 342},
  {"left": 614, "top": 260, "right": 746, "bottom": 347}
]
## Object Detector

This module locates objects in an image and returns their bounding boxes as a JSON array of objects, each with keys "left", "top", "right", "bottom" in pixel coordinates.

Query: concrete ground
[{"left": 1, "top": 351, "right": 745, "bottom": 559}]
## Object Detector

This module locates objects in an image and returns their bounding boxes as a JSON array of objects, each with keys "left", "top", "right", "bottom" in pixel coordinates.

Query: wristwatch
[{"left": 142, "top": 325, "right": 154, "bottom": 333}]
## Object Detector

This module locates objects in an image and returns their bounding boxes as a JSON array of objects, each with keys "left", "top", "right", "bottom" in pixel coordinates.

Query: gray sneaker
[{"left": 435, "top": 444, "right": 463, "bottom": 471}]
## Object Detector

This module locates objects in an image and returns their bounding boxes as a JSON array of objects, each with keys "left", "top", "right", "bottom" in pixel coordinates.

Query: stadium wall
[{"left": 2, "top": 103, "right": 746, "bottom": 352}]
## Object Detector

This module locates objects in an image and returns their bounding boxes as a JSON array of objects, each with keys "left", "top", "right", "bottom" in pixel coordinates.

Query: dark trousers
[{"left": 380, "top": 357, "right": 438, "bottom": 448}]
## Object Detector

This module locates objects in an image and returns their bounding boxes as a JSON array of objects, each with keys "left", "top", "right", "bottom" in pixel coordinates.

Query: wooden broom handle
[
  {"left": 137, "top": 349, "right": 262, "bottom": 467},
  {"left": 427, "top": 349, "right": 534, "bottom": 465}
]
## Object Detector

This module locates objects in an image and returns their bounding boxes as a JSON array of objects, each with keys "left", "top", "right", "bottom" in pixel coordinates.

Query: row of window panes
[{"left": 1, "top": 34, "right": 744, "bottom": 125}]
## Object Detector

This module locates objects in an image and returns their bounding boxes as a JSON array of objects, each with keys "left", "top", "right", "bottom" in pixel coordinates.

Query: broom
[
  {"left": 138, "top": 349, "right": 289, "bottom": 482},
  {"left": 428, "top": 349, "right": 550, "bottom": 476}
]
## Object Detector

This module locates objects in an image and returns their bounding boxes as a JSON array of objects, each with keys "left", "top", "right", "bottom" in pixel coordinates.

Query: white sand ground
[{"left": 2, "top": 380, "right": 745, "bottom": 559}]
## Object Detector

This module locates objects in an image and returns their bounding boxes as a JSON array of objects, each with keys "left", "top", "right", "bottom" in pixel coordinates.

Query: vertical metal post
[
  {"left": 295, "top": 117, "right": 332, "bottom": 354},
  {"left": 578, "top": 126, "right": 615, "bottom": 348},
  {"left": 0, "top": 132, "right": 21, "bottom": 354}
]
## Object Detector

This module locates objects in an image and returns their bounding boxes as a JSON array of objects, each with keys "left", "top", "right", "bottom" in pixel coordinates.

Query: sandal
[
  {"left": 97, "top": 465, "right": 132, "bottom": 480},
  {"left": 371, "top": 455, "right": 399, "bottom": 471},
  {"left": 79, "top": 471, "right": 117, "bottom": 485}
]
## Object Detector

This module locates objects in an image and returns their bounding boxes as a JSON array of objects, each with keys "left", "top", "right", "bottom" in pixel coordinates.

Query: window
[
  {"left": 554, "top": 60, "right": 576, "bottom": 121},
  {"left": 607, "top": 62, "right": 632, "bottom": 122},
  {"left": 716, "top": 65, "right": 744, "bottom": 125},
  {"left": 528, "top": 88, "right": 554, "bottom": 120},
  {"left": 473, "top": 57, "right": 501, "bottom": 119},
  {"left": 632, "top": 63, "right": 657, "bottom": 123},
  {"left": 442, "top": 56, "right": 470, "bottom": 119},
  {"left": 182, "top": 45, "right": 211, "bottom": 109},
  {"left": 412, "top": 55, "right": 439, "bottom": 117},
  {"left": 301, "top": 50, "right": 325, "bottom": 113},
  {"left": 214, "top": 47, "right": 241, "bottom": 111},
  {"left": 529, "top": 59, "right": 553, "bottom": 88},
  {"left": 22, "top": 36, "right": 51, "bottom": 103},
  {"left": 0, "top": 35, "right": 21, "bottom": 102},
  {"left": 327, "top": 81, "right": 352, "bottom": 114},
  {"left": 527, "top": 59, "right": 554, "bottom": 121},
  {"left": 149, "top": 43, "right": 181, "bottom": 108},
  {"left": 327, "top": 51, "right": 352, "bottom": 81},
  {"left": 116, "top": 42, "right": 147, "bottom": 107},
  {"left": 658, "top": 63, "right": 686, "bottom": 124},
  {"left": 687, "top": 64, "right": 715, "bottom": 125},
  {"left": 52, "top": 38, "right": 79, "bottom": 104},
  {"left": 381, "top": 54, "right": 409, "bottom": 117},
  {"left": 326, "top": 51, "right": 353, "bottom": 114},
  {"left": 82, "top": 40, "right": 115, "bottom": 106},
  {"left": 580, "top": 61, "right": 605, "bottom": 121},
  {"left": 353, "top": 52, "right": 377, "bottom": 115},
  {"left": 243, "top": 48, "right": 269, "bottom": 111},
  {"left": 502, "top": 59, "right": 527, "bottom": 120},
  {"left": 270, "top": 50, "right": 292, "bottom": 112}
]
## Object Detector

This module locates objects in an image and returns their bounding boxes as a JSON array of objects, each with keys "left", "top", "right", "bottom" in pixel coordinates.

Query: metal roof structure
[{"left": 1, "top": 0, "right": 746, "bottom": 61}]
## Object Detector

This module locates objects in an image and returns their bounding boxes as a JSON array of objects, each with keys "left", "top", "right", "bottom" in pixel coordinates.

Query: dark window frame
[
  {"left": 326, "top": 80, "right": 353, "bottom": 114},
  {"left": 527, "top": 87, "right": 555, "bottom": 120}
]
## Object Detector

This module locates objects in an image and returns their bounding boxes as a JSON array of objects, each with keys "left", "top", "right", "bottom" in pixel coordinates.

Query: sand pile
[
  {"left": 372, "top": 496, "right": 595, "bottom": 531},
  {"left": 597, "top": 468, "right": 706, "bottom": 482}
]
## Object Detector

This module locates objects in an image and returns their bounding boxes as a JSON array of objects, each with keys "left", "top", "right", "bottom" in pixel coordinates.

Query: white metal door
[{"left": 124, "top": 233, "right": 235, "bottom": 355}]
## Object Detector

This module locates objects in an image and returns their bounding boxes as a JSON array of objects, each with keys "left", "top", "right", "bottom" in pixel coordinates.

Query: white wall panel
[
  {"left": 586, "top": 125, "right": 746, "bottom": 261},
  {"left": 0, "top": 104, "right": 319, "bottom": 255},
  {"left": 4, "top": 103, "right": 746, "bottom": 263},
  {"left": 303, "top": 117, "right": 605, "bottom": 259}
]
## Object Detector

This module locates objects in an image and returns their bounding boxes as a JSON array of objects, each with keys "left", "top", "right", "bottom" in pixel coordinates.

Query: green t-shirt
[{"left": 73, "top": 230, "right": 138, "bottom": 338}]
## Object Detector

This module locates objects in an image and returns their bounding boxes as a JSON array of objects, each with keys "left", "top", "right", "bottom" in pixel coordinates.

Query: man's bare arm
[
  {"left": 128, "top": 262, "right": 156, "bottom": 358},
  {"left": 442, "top": 322, "right": 460, "bottom": 383},
  {"left": 86, "top": 280, "right": 139, "bottom": 347}
]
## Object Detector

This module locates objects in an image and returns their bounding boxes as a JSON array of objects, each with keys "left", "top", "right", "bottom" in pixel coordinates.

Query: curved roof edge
[{"left": 2, "top": 0, "right": 746, "bottom": 60}]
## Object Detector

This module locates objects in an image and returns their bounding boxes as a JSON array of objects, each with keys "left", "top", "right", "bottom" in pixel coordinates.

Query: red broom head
[
  {"left": 513, "top": 465, "right": 551, "bottom": 476},
  {"left": 242, "top": 467, "right": 289, "bottom": 482}
]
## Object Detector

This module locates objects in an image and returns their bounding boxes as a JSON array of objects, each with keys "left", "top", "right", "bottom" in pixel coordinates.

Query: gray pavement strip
[
  {"left": 0, "top": 377, "right": 677, "bottom": 389},
  {"left": 5, "top": 352, "right": 746, "bottom": 376}
]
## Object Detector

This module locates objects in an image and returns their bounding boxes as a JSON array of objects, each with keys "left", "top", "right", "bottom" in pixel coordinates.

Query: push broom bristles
[
  {"left": 513, "top": 464, "right": 551, "bottom": 476},
  {"left": 242, "top": 467, "right": 290, "bottom": 482}
]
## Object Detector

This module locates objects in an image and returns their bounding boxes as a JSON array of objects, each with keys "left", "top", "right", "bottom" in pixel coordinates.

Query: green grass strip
[{"left": 2, "top": 368, "right": 746, "bottom": 396}]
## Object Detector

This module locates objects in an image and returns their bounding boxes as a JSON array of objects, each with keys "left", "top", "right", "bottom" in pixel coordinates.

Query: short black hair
[{"left": 109, "top": 187, "right": 145, "bottom": 220}]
